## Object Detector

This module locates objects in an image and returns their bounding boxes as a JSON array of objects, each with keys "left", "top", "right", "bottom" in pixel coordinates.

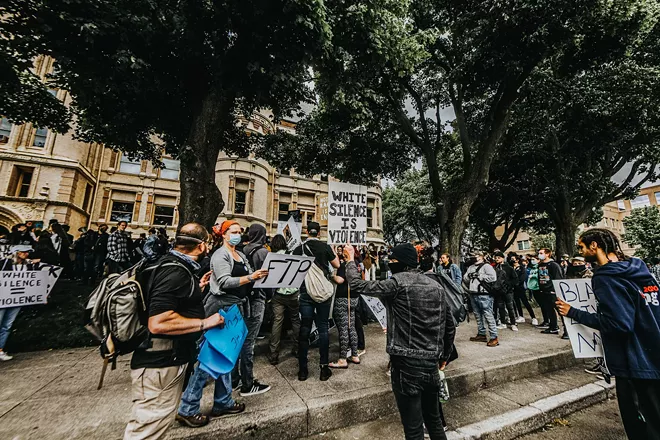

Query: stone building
[{"left": 0, "top": 57, "right": 385, "bottom": 244}]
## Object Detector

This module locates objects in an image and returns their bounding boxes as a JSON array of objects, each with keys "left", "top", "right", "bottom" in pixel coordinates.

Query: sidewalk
[{"left": 0, "top": 317, "right": 575, "bottom": 439}]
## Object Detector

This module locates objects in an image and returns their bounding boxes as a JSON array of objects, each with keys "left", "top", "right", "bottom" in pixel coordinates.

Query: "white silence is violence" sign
[
  {"left": 327, "top": 181, "right": 368, "bottom": 245},
  {"left": 0, "top": 270, "right": 50, "bottom": 308}
]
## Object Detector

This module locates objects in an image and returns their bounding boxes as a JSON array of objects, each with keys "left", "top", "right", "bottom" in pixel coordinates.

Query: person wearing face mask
[
  {"left": 536, "top": 248, "right": 564, "bottom": 336},
  {"left": 527, "top": 256, "right": 547, "bottom": 327},
  {"left": 125, "top": 223, "right": 224, "bottom": 438},
  {"left": 177, "top": 221, "right": 269, "bottom": 429},
  {"left": 463, "top": 251, "right": 499, "bottom": 347},
  {"left": 343, "top": 243, "right": 455, "bottom": 440}
]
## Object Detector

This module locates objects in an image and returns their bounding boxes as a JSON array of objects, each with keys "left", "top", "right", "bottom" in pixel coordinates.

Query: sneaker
[
  {"left": 515, "top": 316, "right": 525, "bottom": 323},
  {"left": 497, "top": 323, "right": 507, "bottom": 329},
  {"left": 469, "top": 334, "right": 487, "bottom": 342},
  {"left": 536, "top": 323, "right": 550, "bottom": 329},
  {"left": 210, "top": 402, "right": 246, "bottom": 417},
  {"left": 320, "top": 365, "right": 333, "bottom": 381},
  {"left": 267, "top": 353, "right": 279, "bottom": 366},
  {"left": 176, "top": 413, "right": 210, "bottom": 428},
  {"left": 298, "top": 367, "right": 309, "bottom": 382},
  {"left": 386, "top": 369, "right": 391, "bottom": 377},
  {"left": 510, "top": 325, "right": 519, "bottom": 332},
  {"left": 531, "top": 318, "right": 539, "bottom": 326},
  {"left": 487, "top": 338, "right": 499, "bottom": 347},
  {"left": 0, "top": 352, "right": 13, "bottom": 361},
  {"left": 240, "top": 380, "right": 271, "bottom": 397},
  {"left": 540, "top": 328, "right": 560, "bottom": 335},
  {"left": 561, "top": 333, "right": 570, "bottom": 340},
  {"left": 424, "top": 426, "right": 430, "bottom": 439},
  {"left": 585, "top": 364, "right": 601, "bottom": 375}
]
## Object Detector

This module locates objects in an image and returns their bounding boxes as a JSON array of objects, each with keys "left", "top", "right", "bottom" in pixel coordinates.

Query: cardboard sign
[
  {"left": 277, "top": 216, "right": 303, "bottom": 251},
  {"left": 553, "top": 279, "right": 605, "bottom": 359},
  {"left": 327, "top": 181, "right": 368, "bottom": 245},
  {"left": 254, "top": 253, "right": 315, "bottom": 289},
  {"left": 362, "top": 295, "right": 387, "bottom": 330},
  {"left": 198, "top": 305, "right": 248, "bottom": 379},
  {"left": 0, "top": 271, "right": 50, "bottom": 308}
]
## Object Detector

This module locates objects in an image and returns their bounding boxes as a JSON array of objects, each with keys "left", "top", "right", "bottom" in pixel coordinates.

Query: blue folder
[{"left": 198, "top": 304, "right": 248, "bottom": 379}]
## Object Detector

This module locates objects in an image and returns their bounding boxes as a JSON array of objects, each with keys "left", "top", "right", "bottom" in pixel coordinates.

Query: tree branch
[{"left": 401, "top": 79, "right": 432, "bottom": 149}]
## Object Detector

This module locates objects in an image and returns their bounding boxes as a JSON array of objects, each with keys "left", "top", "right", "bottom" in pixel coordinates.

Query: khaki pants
[{"left": 124, "top": 365, "right": 186, "bottom": 440}]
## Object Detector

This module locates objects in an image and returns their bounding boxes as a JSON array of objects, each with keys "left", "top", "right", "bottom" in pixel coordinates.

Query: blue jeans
[
  {"left": 232, "top": 299, "right": 265, "bottom": 390},
  {"left": 299, "top": 291, "right": 332, "bottom": 368},
  {"left": 471, "top": 295, "right": 497, "bottom": 339},
  {"left": 178, "top": 363, "right": 234, "bottom": 416},
  {"left": 0, "top": 307, "right": 21, "bottom": 349}
]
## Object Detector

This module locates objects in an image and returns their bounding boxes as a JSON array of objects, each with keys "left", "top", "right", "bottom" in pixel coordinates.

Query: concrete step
[{"left": 302, "top": 366, "right": 616, "bottom": 440}]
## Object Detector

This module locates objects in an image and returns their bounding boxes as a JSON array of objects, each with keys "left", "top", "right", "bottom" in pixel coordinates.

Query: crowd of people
[{"left": 2, "top": 219, "right": 660, "bottom": 440}]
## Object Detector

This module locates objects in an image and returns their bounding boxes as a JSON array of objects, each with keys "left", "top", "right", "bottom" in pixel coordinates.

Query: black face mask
[{"left": 389, "top": 262, "right": 407, "bottom": 274}]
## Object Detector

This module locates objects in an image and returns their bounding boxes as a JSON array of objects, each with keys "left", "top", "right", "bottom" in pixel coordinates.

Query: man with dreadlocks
[{"left": 556, "top": 228, "right": 660, "bottom": 440}]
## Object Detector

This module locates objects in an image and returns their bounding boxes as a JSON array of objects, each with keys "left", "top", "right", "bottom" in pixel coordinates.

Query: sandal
[
  {"left": 347, "top": 356, "right": 361, "bottom": 365},
  {"left": 329, "top": 360, "right": 349, "bottom": 369}
]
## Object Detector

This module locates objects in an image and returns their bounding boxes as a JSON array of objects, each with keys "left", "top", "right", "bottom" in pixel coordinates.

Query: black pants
[
  {"left": 538, "top": 293, "right": 559, "bottom": 330},
  {"left": 514, "top": 288, "right": 536, "bottom": 319},
  {"left": 391, "top": 363, "right": 447, "bottom": 440},
  {"left": 616, "top": 377, "right": 660, "bottom": 439},
  {"left": 532, "top": 290, "right": 548, "bottom": 323},
  {"left": 496, "top": 291, "right": 516, "bottom": 325},
  {"left": 355, "top": 304, "right": 365, "bottom": 350}
]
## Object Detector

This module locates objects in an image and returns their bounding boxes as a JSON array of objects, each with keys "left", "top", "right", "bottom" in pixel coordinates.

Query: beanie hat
[
  {"left": 391, "top": 243, "right": 419, "bottom": 268},
  {"left": 213, "top": 220, "right": 239, "bottom": 237}
]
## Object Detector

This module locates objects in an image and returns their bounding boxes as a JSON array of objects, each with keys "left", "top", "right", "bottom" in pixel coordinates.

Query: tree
[
  {"left": 623, "top": 207, "right": 660, "bottom": 259},
  {"left": 382, "top": 169, "right": 438, "bottom": 244},
  {"left": 528, "top": 232, "right": 557, "bottom": 254},
  {"left": 260, "top": 0, "right": 652, "bottom": 260},
  {"left": 4, "top": 0, "right": 330, "bottom": 228}
]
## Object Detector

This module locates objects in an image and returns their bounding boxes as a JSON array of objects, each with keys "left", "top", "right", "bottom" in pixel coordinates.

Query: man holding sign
[{"left": 556, "top": 228, "right": 660, "bottom": 440}]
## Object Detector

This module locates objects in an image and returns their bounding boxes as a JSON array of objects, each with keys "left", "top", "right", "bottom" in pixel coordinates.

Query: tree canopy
[{"left": 623, "top": 206, "right": 660, "bottom": 259}]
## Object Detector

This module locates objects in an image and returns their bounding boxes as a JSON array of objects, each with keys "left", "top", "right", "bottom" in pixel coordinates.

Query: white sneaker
[
  {"left": 516, "top": 317, "right": 525, "bottom": 323},
  {"left": 497, "top": 323, "right": 507, "bottom": 329},
  {"left": 510, "top": 325, "right": 519, "bottom": 332},
  {"left": 531, "top": 318, "right": 539, "bottom": 326},
  {"left": 0, "top": 352, "right": 13, "bottom": 361}
]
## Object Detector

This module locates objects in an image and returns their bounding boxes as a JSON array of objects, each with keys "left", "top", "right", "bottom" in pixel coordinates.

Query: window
[
  {"left": 278, "top": 168, "right": 291, "bottom": 176},
  {"left": 367, "top": 207, "right": 374, "bottom": 228},
  {"left": 153, "top": 205, "right": 175, "bottom": 226},
  {"left": 33, "top": 127, "right": 48, "bottom": 147},
  {"left": 306, "top": 213, "right": 314, "bottom": 224},
  {"left": 517, "top": 240, "right": 531, "bottom": 251},
  {"left": 119, "top": 154, "right": 142, "bottom": 174},
  {"left": 160, "top": 158, "right": 180, "bottom": 180},
  {"left": 234, "top": 190, "right": 247, "bottom": 214},
  {"left": 630, "top": 194, "right": 651, "bottom": 209},
  {"left": 655, "top": 192, "right": 660, "bottom": 205},
  {"left": 110, "top": 201, "right": 134, "bottom": 223},
  {"left": 617, "top": 200, "right": 626, "bottom": 211},
  {"left": 9, "top": 167, "right": 34, "bottom": 197},
  {"left": 83, "top": 183, "right": 93, "bottom": 212},
  {"left": 0, "top": 118, "right": 12, "bottom": 144},
  {"left": 320, "top": 174, "right": 328, "bottom": 182},
  {"left": 278, "top": 202, "right": 290, "bottom": 221}
]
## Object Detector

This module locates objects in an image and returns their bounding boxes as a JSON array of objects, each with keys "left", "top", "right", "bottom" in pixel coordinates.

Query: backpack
[
  {"left": 302, "top": 243, "right": 335, "bottom": 303},
  {"left": 471, "top": 263, "right": 496, "bottom": 295},
  {"left": 83, "top": 257, "right": 194, "bottom": 389},
  {"left": 426, "top": 272, "right": 468, "bottom": 325}
]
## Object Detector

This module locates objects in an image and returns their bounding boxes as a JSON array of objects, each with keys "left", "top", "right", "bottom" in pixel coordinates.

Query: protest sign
[
  {"left": 277, "top": 216, "right": 303, "bottom": 251},
  {"left": 254, "top": 253, "right": 315, "bottom": 289},
  {"left": 0, "top": 270, "right": 50, "bottom": 308},
  {"left": 38, "top": 264, "right": 63, "bottom": 296},
  {"left": 198, "top": 304, "right": 248, "bottom": 379},
  {"left": 553, "top": 279, "right": 604, "bottom": 359},
  {"left": 327, "top": 181, "right": 368, "bottom": 245},
  {"left": 362, "top": 295, "right": 387, "bottom": 330},
  {"left": 0, "top": 245, "right": 11, "bottom": 260}
]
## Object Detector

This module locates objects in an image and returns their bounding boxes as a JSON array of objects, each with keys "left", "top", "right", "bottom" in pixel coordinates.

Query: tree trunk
[
  {"left": 554, "top": 219, "right": 578, "bottom": 258},
  {"left": 177, "top": 91, "right": 227, "bottom": 230},
  {"left": 446, "top": 198, "right": 472, "bottom": 262}
]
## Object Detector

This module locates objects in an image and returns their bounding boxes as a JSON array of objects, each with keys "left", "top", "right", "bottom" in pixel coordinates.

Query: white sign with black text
[
  {"left": 0, "top": 270, "right": 50, "bottom": 308},
  {"left": 277, "top": 216, "right": 303, "bottom": 251},
  {"left": 553, "top": 279, "right": 605, "bottom": 359},
  {"left": 361, "top": 295, "right": 387, "bottom": 330},
  {"left": 327, "top": 181, "right": 368, "bottom": 245},
  {"left": 254, "top": 253, "right": 315, "bottom": 289}
]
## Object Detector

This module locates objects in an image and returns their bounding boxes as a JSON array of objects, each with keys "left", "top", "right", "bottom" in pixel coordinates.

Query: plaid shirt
[{"left": 107, "top": 230, "right": 130, "bottom": 262}]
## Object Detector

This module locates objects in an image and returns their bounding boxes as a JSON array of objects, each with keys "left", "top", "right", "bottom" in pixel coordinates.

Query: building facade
[{"left": 0, "top": 57, "right": 385, "bottom": 244}]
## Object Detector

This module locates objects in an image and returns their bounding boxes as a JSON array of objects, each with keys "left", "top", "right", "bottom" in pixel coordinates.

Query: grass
[{"left": 6, "top": 279, "right": 97, "bottom": 353}]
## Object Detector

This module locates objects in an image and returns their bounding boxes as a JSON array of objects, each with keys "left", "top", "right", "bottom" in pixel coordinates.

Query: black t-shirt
[
  {"left": 292, "top": 239, "right": 335, "bottom": 273},
  {"left": 336, "top": 263, "right": 349, "bottom": 298},
  {"left": 225, "top": 259, "right": 252, "bottom": 299},
  {"left": 131, "top": 255, "right": 205, "bottom": 369}
]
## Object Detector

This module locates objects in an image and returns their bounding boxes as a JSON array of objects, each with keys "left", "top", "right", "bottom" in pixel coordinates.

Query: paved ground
[
  {"left": 517, "top": 398, "right": 626, "bottom": 440},
  {"left": 0, "top": 313, "right": 572, "bottom": 439}
]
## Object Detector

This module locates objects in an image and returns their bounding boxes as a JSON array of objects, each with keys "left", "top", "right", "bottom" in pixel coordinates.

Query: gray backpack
[{"left": 84, "top": 258, "right": 193, "bottom": 388}]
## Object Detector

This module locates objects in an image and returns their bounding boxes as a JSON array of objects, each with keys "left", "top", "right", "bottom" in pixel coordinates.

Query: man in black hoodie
[
  {"left": 557, "top": 228, "right": 660, "bottom": 439},
  {"left": 537, "top": 248, "right": 565, "bottom": 336},
  {"left": 239, "top": 224, "right": 271, "bottom": 397}
]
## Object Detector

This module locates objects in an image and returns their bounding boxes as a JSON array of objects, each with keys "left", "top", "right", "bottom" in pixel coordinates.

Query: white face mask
[{"left": 538, "top": 253, "right": 547, "bottom": 261}]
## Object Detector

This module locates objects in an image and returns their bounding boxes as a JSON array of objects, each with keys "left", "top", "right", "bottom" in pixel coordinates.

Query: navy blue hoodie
[{"left": 567, "top": 257, "right": 660, "bottom": 380}]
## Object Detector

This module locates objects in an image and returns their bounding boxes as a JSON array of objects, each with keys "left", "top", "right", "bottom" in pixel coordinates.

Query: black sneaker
[
  {"left": 320, "top": 365, "right": 333, "bottom": 381},
  {"left": 561, "top": 333, "right": 570, "bottom": 340},
  {"left": 240, "top": 380, "right": 271, "bottom": 397},
  {"left": 267, "top": 353, "right": 279, "bottom": 365},
  {"left": 176, "top": 413, "right": 210, "bottom": 428},
  {"left": 298, "top": 367, "right": 309, "bottom": 381},
  {"left": 584, "top": 363, "right": 601, "bottom": 375},
  {"left": 540, "top": 328, "right": 559, "bottom": 334}
]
